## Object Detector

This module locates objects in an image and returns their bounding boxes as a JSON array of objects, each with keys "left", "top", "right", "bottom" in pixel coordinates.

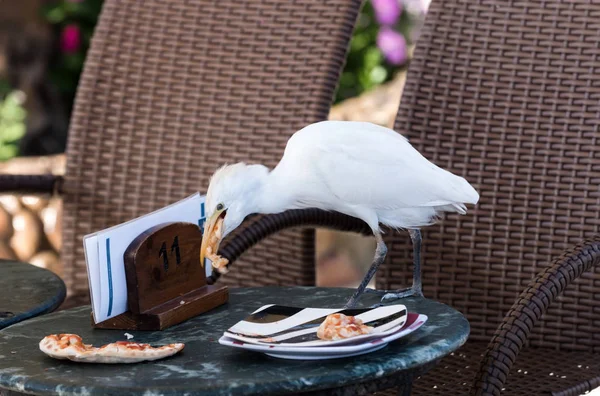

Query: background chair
[
  {"left": 0, "top": 0, "right": 363, "bottom": 305},
  {"left": 216, "top": 0, "right": 600, "bottom": 394},
  {"left": 382, "top": 0, "right": 600, "bottom": 394}
]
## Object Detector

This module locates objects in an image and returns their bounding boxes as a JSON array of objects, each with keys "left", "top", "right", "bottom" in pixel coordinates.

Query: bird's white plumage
[
  {"left": 267, "top": 121, "right": 479, "bottom": 231},
  {"left": 203, "top": 121, "right": 480, "bottom": 304},
  {"left": 205, "top": 121, "right": 479, "bottom": 237}
]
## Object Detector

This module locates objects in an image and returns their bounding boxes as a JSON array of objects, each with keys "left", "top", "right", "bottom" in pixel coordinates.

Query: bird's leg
[
  {"left": 409, "top": 228, "right": 423, "bottom": 296},
  {"left": 381, "top": 229, "right": 423, "bottom": 302},
  {"left": 343, "top": 233, "right": 387, "bottom": 309}
]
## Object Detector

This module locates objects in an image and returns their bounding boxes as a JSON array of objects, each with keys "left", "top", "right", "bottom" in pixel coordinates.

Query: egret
[{"left": 200, "top": 121, "right": 479, "bottom": 308}]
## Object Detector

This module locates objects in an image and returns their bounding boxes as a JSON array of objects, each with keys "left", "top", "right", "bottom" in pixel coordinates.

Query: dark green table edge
[
  {"left": 0, "top": 287, "right": 469, "bottom": 396},
  {"left": 0, "top": 261, "right": 66, "bottom": 330}
]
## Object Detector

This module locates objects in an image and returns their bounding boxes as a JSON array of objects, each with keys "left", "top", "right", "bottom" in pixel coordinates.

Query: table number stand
[{"left": 93, "top": 222, "right": 228, "bottom": 331}]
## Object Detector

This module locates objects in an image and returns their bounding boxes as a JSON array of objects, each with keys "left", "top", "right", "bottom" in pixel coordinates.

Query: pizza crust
[
  {"left": 317, "top": 313, "right": 373, "bottom": 341},
  {"left": 206, "top": 217, "right": 229, "bottom": 273},
  {"left": 39, "top": 334, "right": 184, "bottom": 363}
]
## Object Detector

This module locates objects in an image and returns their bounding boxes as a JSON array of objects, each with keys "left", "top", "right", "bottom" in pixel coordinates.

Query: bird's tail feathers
[
  {"left": 452, "top": 203, "right": 468, "bottom": 215},
  {"left": 433, "top": 203, "right": 468, "bottom": 216},
  {"left": 455, "top": 176, "right": 479, "bottom": 204}
]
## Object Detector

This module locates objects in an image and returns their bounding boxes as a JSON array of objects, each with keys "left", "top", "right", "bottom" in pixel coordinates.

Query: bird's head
[{"left": 200, "top": 163, "right": 270, "bottom": 267}]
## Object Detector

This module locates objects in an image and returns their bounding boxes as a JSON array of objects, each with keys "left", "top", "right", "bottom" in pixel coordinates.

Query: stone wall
[{"left": 0, "top": 155, "right": 64, "bottom": 275}]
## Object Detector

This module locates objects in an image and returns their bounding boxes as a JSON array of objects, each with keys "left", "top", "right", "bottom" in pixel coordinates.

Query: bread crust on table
[{"left": 39, "top": 334, "right": 184, "bottom": 363}]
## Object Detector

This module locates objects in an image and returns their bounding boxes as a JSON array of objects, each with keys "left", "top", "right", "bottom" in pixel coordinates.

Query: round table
[
  {"left": 0, "top": 287, "right": 469, "bottom": 395},
  {"left": 0, "top": 260, "right": 66, "bottom": 330}
]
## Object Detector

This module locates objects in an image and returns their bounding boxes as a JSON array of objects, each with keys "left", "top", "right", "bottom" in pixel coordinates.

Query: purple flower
[
  {"left": 60, "top": 24, "right": 82, "bottom": 54},
  {"left": 372, "top": 0, "right": 402, "bottom": 26},
  {"left": 377, "top": 27, "right": 407, "bottom": 65}
]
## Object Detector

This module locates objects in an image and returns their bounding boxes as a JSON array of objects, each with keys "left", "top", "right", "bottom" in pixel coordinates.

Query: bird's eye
[{"left": 216, "top": 203, "right": 224, "bottom": 211}]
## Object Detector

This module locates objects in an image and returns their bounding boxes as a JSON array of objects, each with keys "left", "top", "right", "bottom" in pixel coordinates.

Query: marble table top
[
  {"left": 0, "top": 287, "right": 469, "bottom": 396},
  {"left": 0, "top": 260, "right": 66, "bottom": 330}
]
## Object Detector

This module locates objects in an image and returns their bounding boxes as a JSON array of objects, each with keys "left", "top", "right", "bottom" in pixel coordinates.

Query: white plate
[
  {"left": 224, "top": 304, "right": 408, "bottom": 348},
  {"left": 264, "top": 343, "right": 389, "bottom": 360},
  {"left": 218, "top": 313, "right": 427, "bottom": 360}
]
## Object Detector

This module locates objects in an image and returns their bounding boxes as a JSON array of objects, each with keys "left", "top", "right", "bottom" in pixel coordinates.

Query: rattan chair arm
[
  {"left": 209, "top": 209, "right": 371, "bottom": 284},
  {"left": 471, "top": 234, "right": 600, "bottom": 396},
  {"left": 0, "top": 174, "right": 63, "bottom": 194}
]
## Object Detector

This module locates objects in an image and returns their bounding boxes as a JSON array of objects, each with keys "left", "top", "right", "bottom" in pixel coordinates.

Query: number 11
[{"left": 158, "top": 236, "right": 181, "bottom": 271}]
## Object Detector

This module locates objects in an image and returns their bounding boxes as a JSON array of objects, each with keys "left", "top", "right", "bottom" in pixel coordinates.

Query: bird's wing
[{"left": 290, "top": 121, "right": 478, "bottom": 209}]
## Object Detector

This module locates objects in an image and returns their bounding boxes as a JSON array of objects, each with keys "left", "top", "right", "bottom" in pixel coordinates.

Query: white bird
[{"left": 200, "top": 121, "right": 479, "bottom": 307}]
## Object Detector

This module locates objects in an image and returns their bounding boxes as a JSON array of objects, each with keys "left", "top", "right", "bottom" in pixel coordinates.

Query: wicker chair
[
  {"left": 0, "top": 0, "right": 362, "bottom": 305},
  {"left": 382, "top": 0, "right": 600, "bottom": 394},
  {"left": 211, "top": 0, "right": 600, "bottom": 394}
]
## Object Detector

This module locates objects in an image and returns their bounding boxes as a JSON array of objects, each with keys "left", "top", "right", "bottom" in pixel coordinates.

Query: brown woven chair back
[
  {"left": 380, "top": 0, "right": 600, "bottom": 352},
  {"left": 61, "top": 0, "right": 362, "bottom": 303}
]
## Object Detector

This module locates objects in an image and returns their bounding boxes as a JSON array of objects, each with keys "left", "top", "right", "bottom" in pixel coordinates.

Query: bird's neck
[{"left": 254, "top": 168, "right": 296, "bottom": 215}]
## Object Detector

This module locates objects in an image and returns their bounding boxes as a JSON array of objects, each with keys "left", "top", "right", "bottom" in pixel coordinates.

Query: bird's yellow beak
[{"left": 200, "top": 209, "right": 225, "bottom": 270}]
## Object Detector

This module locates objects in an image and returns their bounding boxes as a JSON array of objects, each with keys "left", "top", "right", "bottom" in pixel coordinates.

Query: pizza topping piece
[
  {"left": 316, "top": 313, "right": 373, "bottom": 341},
  {"left": 206, "top": 217, "right": 229, "bottom": 273},
  {"left": 39, "top": 334, "right": 184, "bottom": 364}
]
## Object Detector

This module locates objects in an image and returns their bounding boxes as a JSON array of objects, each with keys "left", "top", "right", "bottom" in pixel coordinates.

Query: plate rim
[{"left": 263, "top": 343, "right": 389, "bottom": 360}]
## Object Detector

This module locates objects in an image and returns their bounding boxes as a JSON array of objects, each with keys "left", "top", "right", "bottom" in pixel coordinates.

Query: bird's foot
[
  {"left": 381, "top": 289, "right": 413, "bottom": 302},
  {"left": 366, "top": 288, "right": 419, "bottom": 308},
  {"left": 343, "top": 295, "right": 360, "bottom": 310},
  {"left": 343, "top": 287, "right": 384, "bottom": 308}
]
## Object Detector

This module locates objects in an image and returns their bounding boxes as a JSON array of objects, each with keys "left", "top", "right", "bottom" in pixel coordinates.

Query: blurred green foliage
[
  {"left": 41, "top": 0, "right": 103, "bottom": 114},
  {"left": 334, "top": 1, "right": 417, "bottom": 103},
  {"left": 0, "top": 80, "right": 10, "bottom": 99},
  {"left": 0, "top": 91, "right": 27, "bottom": 160}
]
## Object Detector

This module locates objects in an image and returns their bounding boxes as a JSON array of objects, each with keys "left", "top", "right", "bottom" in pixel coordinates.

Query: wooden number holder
[{"left": 93, "top": 222, "right": 228, "bottom": 331}]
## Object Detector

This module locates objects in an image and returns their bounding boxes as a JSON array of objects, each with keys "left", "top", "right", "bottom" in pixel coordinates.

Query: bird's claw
[
  {"left": 380, "top": 288, "right": 415, "bottom": 303},
  {"left": 367, "top": 288, "right": 420, "bottom": 308}
]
